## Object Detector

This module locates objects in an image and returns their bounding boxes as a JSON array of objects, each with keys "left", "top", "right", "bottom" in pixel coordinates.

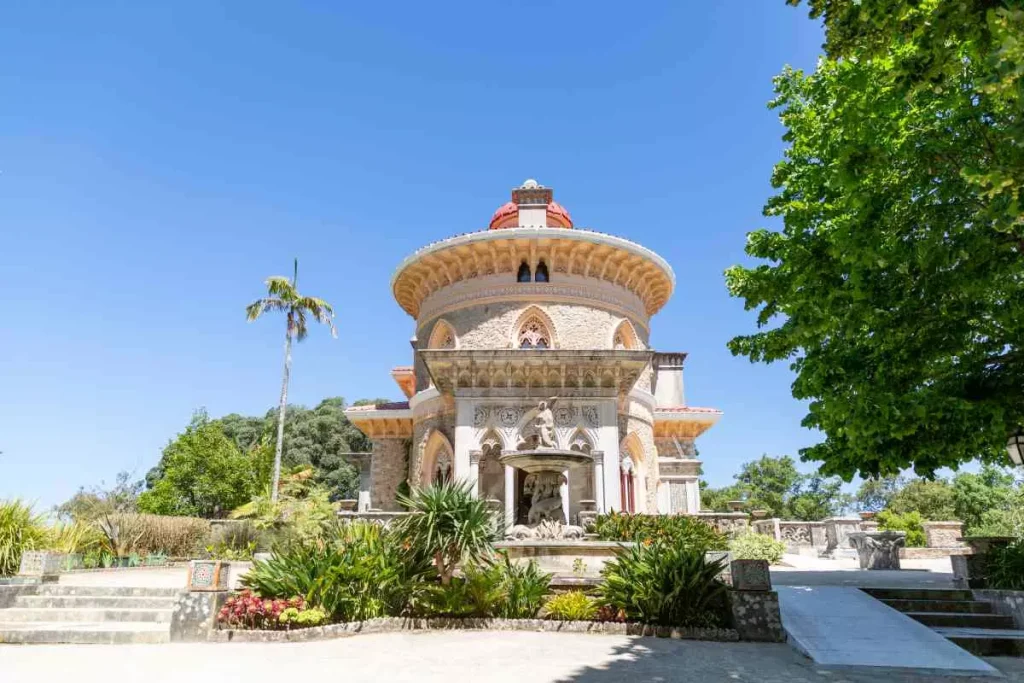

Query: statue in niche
[
  {"left": 518, "top": 397, "right": 560, "bottom": 449},
  {"left": 526, "top": 472, "right": 566, "bottom": 525}
]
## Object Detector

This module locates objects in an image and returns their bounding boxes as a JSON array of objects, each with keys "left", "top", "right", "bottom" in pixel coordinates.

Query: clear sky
[{"left": 0, "top": 2, "right": 827, "bottom": 509}]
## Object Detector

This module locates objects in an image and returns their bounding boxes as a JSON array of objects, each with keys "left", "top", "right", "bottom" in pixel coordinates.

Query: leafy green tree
[
  {"left": 887, "top": 479, "right": 956, "bottom": 521},
  {"left": 703, "top": 455, "right": 849, "bottom": 520},
  {"left": 247, "top": 259, "right": 337, "bottom": 501},
  {"left": 727, "top": 1, "right": 1024, "bottom": 480},
  {"left": 138, "top": 411, "right": 265, "bottom": 518},
  {"left": 952, "top": 464, "right": 1020, "bottom": 533},
  {"left": 854, "top": 476, "right": 905, "bottom": 513}
]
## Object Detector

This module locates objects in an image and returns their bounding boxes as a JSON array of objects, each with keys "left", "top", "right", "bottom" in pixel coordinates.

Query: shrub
[
  {"left": 593, "top": 512, "right": 727, "bottom": 553},
  {"left": 412, "top": 555, "right": 550, "bottom": 619},
  {"left": 94, "top": 513, "right": 211, "bottom": 558},
  {"left": 279, "top": 606, "right": 328, "bottom": 628},
  {"left": 242, "top": 521, "right": 433, "bottom": 622},
  {"left": 0, "top": 500, "right": 48, "bottom": 576},
  {"left": 216, "top": 590, "right": 305, "bottom": 630},
  {"left": 729, "top": 533, "right": 786, "bottom": 564},
  {"left": 395, "top": 480, "right": 501, "bottom": 585},
  {"left": 876, "top": 510, "right": 926, "bottom": 547},
  {"left": 598, "top": 541, "right": 729, "bottom": 627},
  {"left": 44, "top": 521, "right": 102, "bottom": 555},
  {"left": 544, "top": 591, "right": 598, "bottom": 621},
  {"left": 986, "top": 540, "right": 1024, "bottom": 590}
]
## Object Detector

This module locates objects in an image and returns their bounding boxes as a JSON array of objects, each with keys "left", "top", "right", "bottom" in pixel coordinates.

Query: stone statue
[
  {"left": 527, "top": 472, "right": 566, "bottom": 524},
  {"left": 533, "top": 397, "right": 558, "bottom": 449}
]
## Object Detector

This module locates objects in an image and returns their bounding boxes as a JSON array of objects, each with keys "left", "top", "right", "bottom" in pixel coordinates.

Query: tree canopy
[
  {"left": 727, "top": 0, "right": 1024, "bottom": 479},
  {"left": 701, "top": 455, "right": 850, "bottom": 520},
  {"left": 141, "top": 397, "right": 371, "bottom": 515}
]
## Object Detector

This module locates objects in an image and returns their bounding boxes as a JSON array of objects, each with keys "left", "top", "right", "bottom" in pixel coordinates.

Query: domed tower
[{"left": 346, "top": 180, "right": 720, "bottom": 520}]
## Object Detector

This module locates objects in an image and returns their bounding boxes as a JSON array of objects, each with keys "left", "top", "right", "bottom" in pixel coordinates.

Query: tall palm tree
[{"left": 246, "top": 259, "right": 336, "bottom": 501}]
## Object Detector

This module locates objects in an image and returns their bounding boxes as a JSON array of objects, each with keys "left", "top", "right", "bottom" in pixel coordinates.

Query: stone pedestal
[
  {"left": 17, "top": 552, "right": 66, "bottom": 581},
  {"left": 923, "top": 521, "right": 965, "bottom": 548},
  {"left": 824, "top": 518, "right": 861, "bottom": 559},
  {"left": 731, "top": 559, "right": 771, "bottom": 591},
  {"left": 186, "top": 560, "right": 230, "bottom": 592},
  {"left": 849, "top": 531, "right": 906, "bottom": 570}
]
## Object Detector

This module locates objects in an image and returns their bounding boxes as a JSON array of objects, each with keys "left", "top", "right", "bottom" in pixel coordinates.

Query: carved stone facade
[{"left": 346, "top": 180, "right": 722, "bottom": 518}]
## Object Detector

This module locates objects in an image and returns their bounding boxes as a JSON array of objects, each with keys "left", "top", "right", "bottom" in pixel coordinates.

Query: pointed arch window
[
  {"left": 428, "top": 319, "right": 457, "bottom": 350},
  {"left": 517, "top": 262, "right": 532, "bottom": 283},
  {"left": 534, "top": 261, "right": 549, "bottom": 282},
  {"left": 611, "top": 319, "right": 640, "bottom": 350},
  {"left": 518, "top": 316, "right": 551, "bottom": 349},
  {"left": 434, "top": 450, "right": 453, "bottom": 485}
]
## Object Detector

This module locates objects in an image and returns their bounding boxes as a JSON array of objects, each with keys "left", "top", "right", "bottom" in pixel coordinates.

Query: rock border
[{"left": 211, "top": 617, "right": 739, "bottom": 643}]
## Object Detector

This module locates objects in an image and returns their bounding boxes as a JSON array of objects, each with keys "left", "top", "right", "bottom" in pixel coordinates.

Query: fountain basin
[
  {"left": 496, "top": 540, "right": 633, "bottom": 577},
  {"left": 499, "top": 448, "right": 593, "bottom": 475}
]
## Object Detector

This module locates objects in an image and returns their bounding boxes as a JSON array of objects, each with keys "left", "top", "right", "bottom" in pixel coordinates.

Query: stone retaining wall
[
  {"left": 972, "top": 590, "right": 1024, "bottom": 628},
  {"left": 211, "top": 616, "right": 739, "bottom": 643}
]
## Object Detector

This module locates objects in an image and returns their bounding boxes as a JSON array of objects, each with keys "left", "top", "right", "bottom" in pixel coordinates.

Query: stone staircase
[
  {"left": 0, "top": 585, "right": 180, "bottom": 644},
  {"left": 863, "top": 587, "right": 1024, "bottom": 657}
]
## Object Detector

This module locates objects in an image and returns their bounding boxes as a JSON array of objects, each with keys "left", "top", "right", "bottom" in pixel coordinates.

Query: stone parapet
[
  {"left": 924, "top": 521, "right": 966, "bottom": 548},
  {"left": 692, "top": 513, "right": 749, "bottom": 536}
]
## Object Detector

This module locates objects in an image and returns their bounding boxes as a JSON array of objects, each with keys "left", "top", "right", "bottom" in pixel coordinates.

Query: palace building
[{"left": 345, "top": 180, "right": 720, "bottom": 524}]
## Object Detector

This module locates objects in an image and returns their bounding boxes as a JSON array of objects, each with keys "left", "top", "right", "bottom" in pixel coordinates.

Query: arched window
[
  {"left": 428, "top": 319, "right": 457, "bottom": 349},
  {"left": 534, "top": 261, "right": 549, "bottom": 282},
  {"left": 420, "top": 429, "right": 455, "bottom": 487},
  {"left": 517, "top": 262, "right": 532, "bottom": 283},
  {"left": 511, "top": 306, "right": 557, "bottom": 350},
  {"left": 620, "top": 456, "right": 636, "bottom": 513},
  {"left": 519, "top": 317, "right": 551, "bottom": 349},
  {"left": 611, "top": 319, "right": 640, "bottom": 350},
  {"left": 434, "top": 451, "right": 452, "bottom": 485}
]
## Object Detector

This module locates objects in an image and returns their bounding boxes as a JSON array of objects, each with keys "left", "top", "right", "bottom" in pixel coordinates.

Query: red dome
[{"left": 488, "top": 200, "right": 574, "bottom": 230}]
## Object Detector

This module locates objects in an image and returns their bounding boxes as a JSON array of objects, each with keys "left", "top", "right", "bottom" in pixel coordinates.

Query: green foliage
[
  {"left": 729, "top": 533, "right": 786, "bottom": 564},
  {"left": 395, "top": 480, "right": 501, "bottom": 585},
  {"left": 0, "top": 500, "right": 48, "bottom": 576},
  {"left": 413, "top": 555, "right": 550, "bottom": 619},
  {"left": 241, "top": 522, "right": 432, "bottom": 622},
  {"left": 952, "top": 465, "right": 1018, "bottom": 533},
  {"left": 138, "top": 410, "right": 264, "bottom": 518},
  {"left": 702, "top": 456, "right": 850, "bottom": 520},
  {"left": 593, "top": 512, "right": 727, "bottom": 552},
  {"left": 598, "top": 542, "right": 729, "bottom": 627},
  {"left": 230, "top": 468, "right": 338, "bottom": 546},
  {"left": 876, "top": 510, "right": 926, "bottom": 547},
  {"left": 855, "top": 476, "right": 905, "bottom": 513},
  {"left": 729, "top": 1, "right": 1024, "bottom": 479},
  {"left": 44, "top": 521, "right": 102, "bottom": 555},
  {"left": 986, "top": 540, "right": 1024, "bottom": 591},
  {"left": 544, "top": 591, "right": 599, "bottom": 621},
  {"left": 279, "top": 606, "right": 327, "bottom": 628},
  {"left": 887, "top": 479, "right": 956, "bottom": 521}
]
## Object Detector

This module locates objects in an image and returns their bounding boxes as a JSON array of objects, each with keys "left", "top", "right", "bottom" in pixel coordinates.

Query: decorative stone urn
[
  {"left": 848, "top": 531, "right": 906, "bottom": 570},
  {"left": 859, "top": 511, "right": 876, "bottom": 521}
]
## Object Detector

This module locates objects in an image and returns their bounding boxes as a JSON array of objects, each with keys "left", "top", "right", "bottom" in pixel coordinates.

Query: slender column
[
  {"left": 469, "top": 451, "right": 482, "bottom": 497},
  {"left": 504, "top": 465, "right": 515, "bottom": 526},
  {"left": 560, "top": 469, "right": 570, "bottom": 525},
  {"left": 357, "top": 456, "right": 372, "bottom": 512},
  {"left": 593, "top": 452, "right": 605, "bottom": 513}
]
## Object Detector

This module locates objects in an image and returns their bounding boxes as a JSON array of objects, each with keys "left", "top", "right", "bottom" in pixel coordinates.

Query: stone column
[
  {"left": 354, "top": 454, "right": 372, "bottom": 512},
  {"left": 504, "top": 465, "right": 515, "bottom": 526},
  {"left": 592, "top": 451, "right": 605, "bottom": 513},
  {"left": 469, "top": 451, "right": 482, "bottom": 498},
  {"left": 560, "top": 469, "right": 570, "bottom": 525}
]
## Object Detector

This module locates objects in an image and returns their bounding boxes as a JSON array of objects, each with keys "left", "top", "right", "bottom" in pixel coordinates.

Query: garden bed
[{"left": 211, "top": 616, "right": 739, "bottom": 643}]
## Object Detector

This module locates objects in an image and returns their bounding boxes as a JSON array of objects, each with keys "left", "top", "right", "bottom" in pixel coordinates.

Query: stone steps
[
  {"left": 904, "top": 611, "right": 1015, "bottom": 630},
  {"left": 15, "top": 595, "right": 178, "bottom": 609},
  {"left": 879, "top": 598, "right": 993, "bottom": 614},
  {"left": 935, "top": 628, "right": 1024, "bottom": 657},
  {"left": 863, "top": 587, "right": 1023, "bottom": 657},
  {"left": 0, "top": 622, "right": 170, "bottom": 644},
  {"left": 0, "top": 585, "right": 179, "bottom": 644},
  {"left": 0, "top": 607, "right": 173, "bottom": 623}
]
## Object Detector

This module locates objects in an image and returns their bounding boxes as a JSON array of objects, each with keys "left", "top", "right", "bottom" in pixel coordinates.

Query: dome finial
[{"left": 521, "top": 178, "right": 540, "bottom": 189}]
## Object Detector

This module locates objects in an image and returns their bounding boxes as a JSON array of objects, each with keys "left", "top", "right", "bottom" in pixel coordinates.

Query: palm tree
[{"left": 246, "top": 259, "right": 336, "bottom": 501}]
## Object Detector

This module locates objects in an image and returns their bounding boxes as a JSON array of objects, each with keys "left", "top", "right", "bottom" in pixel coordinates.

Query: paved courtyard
[{"left": 1, "top": 631, "right": 1022, "bottom": 682}]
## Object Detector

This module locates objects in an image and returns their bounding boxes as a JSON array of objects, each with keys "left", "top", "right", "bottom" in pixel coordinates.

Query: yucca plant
[
  {"left": 46, "top": 521, "right": 101, "bottom": 555},
  {"left": 0, "top": 500, "right": 48, "bottom": 576},
  {"left": 598, "top": 541, "right": 729, "bottom": 627},
  {"left": 493, "top": 554, "right": 551, "bottom": 618},
  {"left": 395, "top": 480, "right": 501, "bottom": 585},
  {"left": 94, "top": 514, "right": 144, "bottom": 558}
]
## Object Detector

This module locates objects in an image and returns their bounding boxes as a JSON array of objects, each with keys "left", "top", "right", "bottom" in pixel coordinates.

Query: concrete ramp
[{"left": 777, "top": 586, "right": 998, "bottom": 676}]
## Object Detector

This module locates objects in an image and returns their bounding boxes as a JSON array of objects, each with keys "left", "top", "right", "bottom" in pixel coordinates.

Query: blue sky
[{"left": 0, "top": 2, "right": 828, "bottom": 509}]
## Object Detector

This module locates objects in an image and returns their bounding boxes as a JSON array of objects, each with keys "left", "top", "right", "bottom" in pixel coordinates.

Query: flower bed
[{"left": 211, "top": 616, "right": 740, "bottom": 643}]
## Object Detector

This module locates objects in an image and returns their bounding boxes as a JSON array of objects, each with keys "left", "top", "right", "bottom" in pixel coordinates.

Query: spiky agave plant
[
  {"left": 395, "top": 480, "right": 501, "bottom": 585},
  {"left": 0, "top": 500, "right": 48, "bottom": 576}
]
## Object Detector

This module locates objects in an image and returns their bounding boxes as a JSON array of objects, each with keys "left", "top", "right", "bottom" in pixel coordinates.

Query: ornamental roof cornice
[{"left": 390, "top": 227, "right": 675, "bottom": 319}]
